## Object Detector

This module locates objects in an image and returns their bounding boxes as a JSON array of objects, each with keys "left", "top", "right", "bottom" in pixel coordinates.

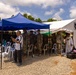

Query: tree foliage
[
  {"left": 35, "top": 18, "right": 42, "bottom": 23},
  {"left": 28, "top": 15, "right": 34, "bottom": 21},
  {"left": 47, "top": 18, "right": 57, "bottom": 22},
  {"left": 23, "top": 13, "right": 28, "bottom": 18},
  {"left": 23, "top": 13, "right": 57, "bottom": 22}
]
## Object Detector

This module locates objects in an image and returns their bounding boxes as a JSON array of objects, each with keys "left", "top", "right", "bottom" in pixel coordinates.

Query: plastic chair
[
  {"left": 61, "top": 44, "right": 65, "bottom": 55},
  {"left": 43, "top": 44, "right": 48, "bottom": 55},
  {"left": 2, "top": 46, "right": 11, "bottom": 58},
  {"left": 10, "top": 43, "right": 15, "bottom": 58},
  {"left": 27, "top": 44, "right": 33, "bottom": 56},
  {"left": 0, "top": 45, "right": 11, "bottom": 61},
  {"left": 51, "top": 43, "right": 57, "bottom": 54}
]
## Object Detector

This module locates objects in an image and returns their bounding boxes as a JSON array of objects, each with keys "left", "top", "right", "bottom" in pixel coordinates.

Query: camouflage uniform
[
  {"left": 37, "top": 33, "right": 43, "bottom": 54},
  {"left": 48, "top": 36, "right": 52, "bottom": 54},
  {"left": 23, "top": 30, "right": 28, "bottom": 53},
  {"left": 29, "top": 31, "right": 36, "bottom": 56},
  {"left": 29, "top": 32, "right": 35, "bottom": 45},
  {"left": 56, "top": 32, "right": 63, "bottom": 53}
]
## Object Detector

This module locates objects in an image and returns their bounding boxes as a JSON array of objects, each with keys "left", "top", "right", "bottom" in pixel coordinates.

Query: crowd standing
[{"left": 1, "top": 30, "right": 74, "bottom": 66}]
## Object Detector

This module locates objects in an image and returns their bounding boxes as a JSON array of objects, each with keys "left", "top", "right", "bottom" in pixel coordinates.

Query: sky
[{"left": 0, "top": 0, "right": 76, "bottom": 21}]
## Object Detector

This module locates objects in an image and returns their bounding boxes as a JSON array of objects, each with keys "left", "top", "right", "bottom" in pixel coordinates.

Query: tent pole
[
  {"left": 48, "top": 26, "right": 50, "bottom": 55},
  {"left": 1, "top": 23, "right": 3, "bottom": 69}
]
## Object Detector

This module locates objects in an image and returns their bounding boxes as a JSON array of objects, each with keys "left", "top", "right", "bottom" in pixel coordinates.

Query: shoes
[
  {"left": 32, "top": 54, "right": 35, "bottom": 58},
  {"left": 17, "top": 63, "right": 22, "bottom": 66},
  {"left": 12, "top": 61, "right": 17, "bottom": 63}
]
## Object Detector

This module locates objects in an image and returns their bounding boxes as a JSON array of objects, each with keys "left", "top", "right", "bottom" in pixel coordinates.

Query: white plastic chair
[
  {"left": 61, "top": 44, "right": 65, "bottom": 55},
  {"left": 51, "top": 43, "right": 57, "bottom": 54},
  {"left": 27, "top": 44, "right": 33, "bottom": 56},
  {"left": 10, "top": 44, "right": 15, "bottom": 58},
  {"left": 43, "top": 44, "right": 48, "bottom": 55},
  {"left": 0, "top": 45, "right": 11, "bottom": 61},
  {"left": 2, "top": 46, "right": 11, "bottom": 58}
]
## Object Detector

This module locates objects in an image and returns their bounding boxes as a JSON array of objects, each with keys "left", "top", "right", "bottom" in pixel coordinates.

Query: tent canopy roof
[
  {"left": 44, "top": 19, "right": 75, "bottom": 29},
  {"left": 0, "top": 20, "right": 2, "bottom": 26},
  {"left": 43, "top": 19, "right": 75, "bottom": 33},
  {"left": 2, "top": 13, "right": 49, "bottom": 30}
]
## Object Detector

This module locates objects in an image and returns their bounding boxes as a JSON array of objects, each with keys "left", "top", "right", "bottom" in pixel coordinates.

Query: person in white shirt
[
  {"left": 65, "top": 33, "right": 73, "bottom": 54},
  {"left": 11, "top": 31, "right": 23, "bottom": 66}
]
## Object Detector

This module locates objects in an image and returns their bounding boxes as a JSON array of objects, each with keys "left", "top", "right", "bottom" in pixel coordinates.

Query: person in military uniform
[
  {"left": 56, "top": 31, "right": 63, "bottom": 53},
  {"left": 23, "top": 30, "right": 28, "bottom": 54},
  {"left": 29, "top": 31, "right": 35, "bottom": 45},
  {"left": 48, "top": 36, "right": 52, "bottom": 55},
  {"left": 37, "top": 29, "right": 43, "bottom": 55},
  {"left": 29, "top": 31, "right": 35, "bottom": 57}
]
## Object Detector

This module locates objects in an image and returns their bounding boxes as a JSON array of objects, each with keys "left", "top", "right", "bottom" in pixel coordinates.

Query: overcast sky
[{"left": 0, "top": 0, "right": 76, "bottom": 20}]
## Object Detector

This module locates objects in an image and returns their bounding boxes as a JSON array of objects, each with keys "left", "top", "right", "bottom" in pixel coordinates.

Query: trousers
[{"left": 14, "top": 50, "right": 22, "bottom": 64}]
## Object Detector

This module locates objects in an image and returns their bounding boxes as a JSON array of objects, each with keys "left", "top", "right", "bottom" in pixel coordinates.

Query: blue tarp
[{"left": 2, "top": 13, "right": 49, "bottom": 30}]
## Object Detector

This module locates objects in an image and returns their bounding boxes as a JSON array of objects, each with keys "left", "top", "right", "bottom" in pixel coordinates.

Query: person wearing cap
[{"left": 37, "top": 29, "right": 43, "bottom": 56}]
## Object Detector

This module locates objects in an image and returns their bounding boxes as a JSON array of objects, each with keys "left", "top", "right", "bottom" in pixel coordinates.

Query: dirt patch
[
  {"left": 71, "top": 62, "right": 76, "bottom": 71},
  {"left": 70, "top": 72, "right": 76, "bottom": 75},
  {"left": 70, "top": 60, "right": 76, "bottom": 75},
  {"left": 54, "top": 60, "right": 59, "bottom": 65}
]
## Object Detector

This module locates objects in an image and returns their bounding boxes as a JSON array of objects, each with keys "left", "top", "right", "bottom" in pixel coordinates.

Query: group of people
[
  {"left": 9, "top": 29, "right": 43, "bottom": 66},
  {"left": 23, "top": 29, "right": 43, "bottom": 56},
  {"left": 56, "top": 32, "right": 74, "bottom": 55},
  {"left": 1, "top": 30, "right": 74, "bottom": 66}
]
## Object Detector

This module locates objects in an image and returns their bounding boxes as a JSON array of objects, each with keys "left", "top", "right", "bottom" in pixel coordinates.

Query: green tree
[
  {"left": 0, "top": 17, "right": 1, "bottom": 20},
  {"left": 47, "top": 18, "right": 57, "bottom": 22},
  {"left": 28, "top": 15, "right": 34, "bottom": 21},
  {"left": 23, "top": 13, "right": 28, "bottom": 18},
  {"left": 35, "top": 18, "right": 42, "bottom": 23}
]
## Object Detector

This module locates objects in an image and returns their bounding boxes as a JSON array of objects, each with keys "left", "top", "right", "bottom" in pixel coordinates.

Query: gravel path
[{"left": 0, "top": 55, "right": 72, "bottom": 75}]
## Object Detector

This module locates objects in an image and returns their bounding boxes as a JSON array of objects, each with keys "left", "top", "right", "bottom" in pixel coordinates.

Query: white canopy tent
[{"left": 43, "top": 19, "right": 76, "bottom": 48}]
